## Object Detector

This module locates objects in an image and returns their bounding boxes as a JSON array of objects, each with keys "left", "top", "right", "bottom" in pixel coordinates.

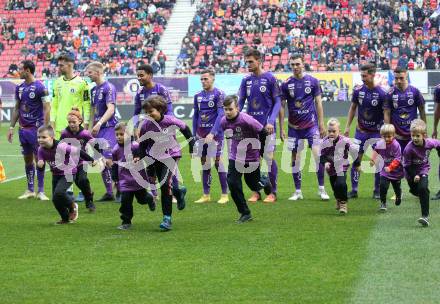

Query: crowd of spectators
[
  {"left": 3, "top": 0, "right": 175, "bottom": 77},
  {"left": 5, "top": 0, "right": 38, "bottom": 12},
  {"left": 0, "top": 16, "right": 19, "bottom": 46},
  {"left": 175, "top": 0, "right": 440, "bottom": 74}
]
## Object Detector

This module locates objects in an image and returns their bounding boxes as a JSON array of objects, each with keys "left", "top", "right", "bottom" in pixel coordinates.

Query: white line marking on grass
[
  {"left": 0, "top": 169, "right": 50, "bottom": 184},
  {"left": 0, "top": 155, "right": 22, "bottom": 157},
  {"left": 1, "top": 174, "right": 26, "bottom": 183}
]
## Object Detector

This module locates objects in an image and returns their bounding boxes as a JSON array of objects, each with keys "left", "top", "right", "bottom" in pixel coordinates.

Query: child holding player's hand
[
  {"left": 37, "top": 125, "right": 98, "bottom": 224},
  {"left": 370, "top": 124, "right": 404, "bottom": 212}
]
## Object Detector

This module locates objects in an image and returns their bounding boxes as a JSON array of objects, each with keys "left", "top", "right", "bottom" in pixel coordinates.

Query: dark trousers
[
  {"left": 120, "top": 189, "right": 153, "bottom": 224},
  {"left": 150, "top": 159, "right": 177, "bottom": 216},
  {"left": 74, "top": 166, "right": 93, "bottom": 204},
  {"left": 227, "top": 160, "right": 263, "bottom": 216},
  {"left": 52, "top": 175, "right": 74, "bottom": 221},
  {"left": 329, "top": 173, "right": 348, "bottom": 201},
  {"left": 407, "top": 175, "right": 430, "bottom": 217},
  {"left": 380, "top": 176, "right": 401, "bottom": 203}
]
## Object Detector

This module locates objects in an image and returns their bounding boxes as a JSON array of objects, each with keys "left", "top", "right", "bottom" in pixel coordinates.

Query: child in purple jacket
[
  {"left": 320, "top": 118, "right": 360, "bottom": 214},
  {"left": 60, "top": 107, "right": 96, "bottom": 212},
  {"left": 111, "top": 122, "right": 155, "bottom": 230},
  {"left": 403, "top": 119, "right": 440, "bottom": 227},
  {"left": 370, "top": 124, "right": 404, "bottom": 212},
  {"left": 138, "top": 95, "right": 195, "bottom": 231},
  {"left": 37, "top": 125, "right": 97, "bottom": 224}
]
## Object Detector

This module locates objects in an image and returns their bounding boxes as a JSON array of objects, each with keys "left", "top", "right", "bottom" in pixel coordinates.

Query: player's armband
[{"left": 42, "top": 95, "right": 51, "bottom": 103}]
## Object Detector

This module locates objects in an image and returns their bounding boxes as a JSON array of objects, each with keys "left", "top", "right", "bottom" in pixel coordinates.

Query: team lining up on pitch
[{"left": 5, "top": 49, "right": 440, "bottom": 230}]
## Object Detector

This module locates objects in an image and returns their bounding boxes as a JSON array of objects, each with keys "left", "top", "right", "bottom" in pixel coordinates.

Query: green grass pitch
[{"left": 0, "top": 117, "right": 439, "bottom": 304}]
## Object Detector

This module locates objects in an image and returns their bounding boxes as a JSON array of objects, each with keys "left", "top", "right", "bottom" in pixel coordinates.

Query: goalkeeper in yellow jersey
[
  {"left": 50, "top": 54, "right": 91, "bottom": 139},
  {"left": 50, "top": 54, "right": 91, "bottom": 202}
]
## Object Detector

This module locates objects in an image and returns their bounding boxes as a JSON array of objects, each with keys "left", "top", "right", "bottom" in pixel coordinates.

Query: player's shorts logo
[
  {"left": 371, "top": 99, "right": 378, "bottom": 106},
  {"left": 208, "top": 101, "right": 215, "bottom": 107},
  {"left": 304, "top": 87, "right": 311, "bottom": 94},
  {"left": 408, "top": 99, "right": 414, "bottom": 105},
  {"left": 29, "top": 92, "right": 35, "bottom": 99},
  {"left": 260, "top": 86, "right": 266, "bottom": 93}
]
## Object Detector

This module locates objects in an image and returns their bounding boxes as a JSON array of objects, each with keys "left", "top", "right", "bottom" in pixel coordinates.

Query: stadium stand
[
  {"left": 0, "top": 0, "right": 176, "bottom": 77},
  {"left": 175, "top": 0, "right": 440, "bottom": 74}
]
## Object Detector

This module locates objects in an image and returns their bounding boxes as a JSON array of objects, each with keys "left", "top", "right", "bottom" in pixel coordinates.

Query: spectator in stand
[
  {"left": 425, "top": 53, "right": 437, "bottom": 69},
  {"left": 1, "top": 0, "right": 176, "bottom": 77},
  {"left": 176, "top": 0, "right": 440, "bottom": 74},
  {"left": 23, "top": 0, "right": 32, "bottom": 12},
  {"left": 151, "top": 59, "right": 161, "bottom": 74},
  {"left": 157, "top": 49, "right": 167, "bottom": 75}
]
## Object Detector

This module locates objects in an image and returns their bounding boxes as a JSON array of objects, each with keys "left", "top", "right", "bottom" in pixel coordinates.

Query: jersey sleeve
[
  {"left": 434, "top": 87, "right": 440, "bottom": 104},
  {"left": 37, "top": 82, "right": 49, "bottom": 102},
  {"left": 160, "top": 85, "right": 173, "bottom": 115},
  {"left": 415, "top": 88, "right": 425, "bottom": 106},
  {"left": 211, "top": 90, "right": 225, "bottom": 136},
  {"left": 15, "top": 85, "right": 20, "bottom": 102},
  {"left": 192, "top": 94, "right": 199, "bottom": 136},
  {"left": 383, "top": 91, "right": 391, "bottom": 109},
  {"left": 172, "top": 116, "right": 187, "bottom": 131},
  {"left": 351, "top": 86, "right": 360, "bottom": 105},
  {"left": 270, "top": 76, "right": 282, "bottom": 99},
  {"left": 427, "top": 138, "right": 440, "bottom": 150},
  {"left": 402, "top": 145, "right": 412, "bottom": 168},
  {"left": 220, "top": 116, "right": 226, "bottom": 131},
  {"left": 247, "top": 114, "right": 264, "bottom": 133},
  {"left": 50, "top": 79, "right": 59, "bottom": 122},
  {"left": 393, "top": 141, "right": 402, "bottom": 162},
  {"left": 268, "top": 76, "right": 281, "bottom": 126},
  {"left": 111, "top": 146, "right": 118, "bottom": 162},
  {"left": 106, "top": 84, "right": 116, "bottom": 105},
  {"left": 313, "top": 78, "right": 322, "bottom": 97},
  {"left": 82, "top": 130, "right": 94, "bottom": 143},
  {"left": 60, "top": 130, "right": 67, "bottom": 140},
  {"left": 80, "top": 80, "right": 91, "bottom": 122},
  {"left": 280, "top": 81, "right": 287, "bottom": 100},
  {"left": 133, "top": 92, "right": 142, "bottom": 127},
  {"left": 134, "top": 93, "right": 142, "bottom": 116},
  {"left": 238, "top": 78, "right": 247, "bottom": 110},
  {"left": 37, "top": 147, "right": 45, "bottom": 161},
  {"left": 380, "top": 88, "right": 388, "bottom": 110}
]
